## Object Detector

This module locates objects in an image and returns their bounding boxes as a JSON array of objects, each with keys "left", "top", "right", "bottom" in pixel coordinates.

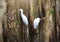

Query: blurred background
[{"left": 0, "top": 0, "right": 60, "bottom": 42}]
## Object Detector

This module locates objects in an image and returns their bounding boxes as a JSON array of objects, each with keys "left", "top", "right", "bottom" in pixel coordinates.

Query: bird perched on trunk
[
  {"left": 32, "top": 17, "right": 41, "bottom": 35},
  {"left": 19, "top": 9, "right": 28, "bottom": 26},
  {"left": 33, "top": 18, "right": 41, "bottom": 29},
  {"left": 18, "top": 9, "right": 29, "bottom": 37}
]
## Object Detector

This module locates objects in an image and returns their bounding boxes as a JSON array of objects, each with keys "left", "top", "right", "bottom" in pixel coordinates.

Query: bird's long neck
[{"left": 21, "top": 11, "right": 24, "bottom": 16}]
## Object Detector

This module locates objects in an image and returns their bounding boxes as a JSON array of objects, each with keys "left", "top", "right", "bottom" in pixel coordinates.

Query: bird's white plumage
[
  {"left": 21, "top": 13, "right": 28, "bottom": 26},
  {"left": 33, "top": 18, "right": 41, "bottom": 29},
  {"left": 19, "top": 9, "right": 28, "bottom": 26}
]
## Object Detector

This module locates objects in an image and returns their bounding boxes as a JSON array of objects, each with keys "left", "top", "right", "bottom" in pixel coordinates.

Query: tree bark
[{"left": 0, "top": 0, "right": 6, "bottom": 42}]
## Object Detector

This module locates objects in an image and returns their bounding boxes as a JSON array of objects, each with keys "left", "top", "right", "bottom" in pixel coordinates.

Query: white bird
[
  {"left": 19, "top": 9, "right": 29, "bottom": 37},
  {"left": 19, "top": 9, "right": 28, "bottom": 26},
  {"left": 33, "top": 18, "right": 41, "bottom": 29}
]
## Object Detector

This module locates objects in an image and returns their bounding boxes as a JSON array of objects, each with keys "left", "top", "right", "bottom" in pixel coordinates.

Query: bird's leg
[
  {"left": 27, "top": 26, "right": 29, "bottom": 38},
  {"left": 26, "top": 26, "right": 29, "bottom": 42}
]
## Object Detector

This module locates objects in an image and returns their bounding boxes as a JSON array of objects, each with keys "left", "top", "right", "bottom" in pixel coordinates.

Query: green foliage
[{"left": 49, "top": 8, "right": 54, "bottom": 15}]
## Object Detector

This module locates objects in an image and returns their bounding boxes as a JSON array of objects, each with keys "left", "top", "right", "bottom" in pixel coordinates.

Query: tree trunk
[
  {"left": 43, "top": 0, "right": 55, "bottom": 42},
  {"left": 0, "top": 0, "right": 6, "bottom": 42},
  {"left": 3, "top": 0, "right": 20, "bottom": 42}
]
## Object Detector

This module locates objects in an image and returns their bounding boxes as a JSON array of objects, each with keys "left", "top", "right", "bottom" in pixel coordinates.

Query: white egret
[
  {"left": 33, "top": 18, "right": 41, "bottom": 29},
  {"left": 19, "top": 9, "right": 29, "bottom": 37},
  {"left": 19, "top": 9, "right": 28, "bottom": 26}
]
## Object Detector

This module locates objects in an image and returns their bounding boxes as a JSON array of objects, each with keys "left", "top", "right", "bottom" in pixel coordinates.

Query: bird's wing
[
  {"left": 33, "top": 18, "right": 41, "bottom": 29},
  {"left": 22, "top": 14, "right": 28, "bottom": 26}
]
